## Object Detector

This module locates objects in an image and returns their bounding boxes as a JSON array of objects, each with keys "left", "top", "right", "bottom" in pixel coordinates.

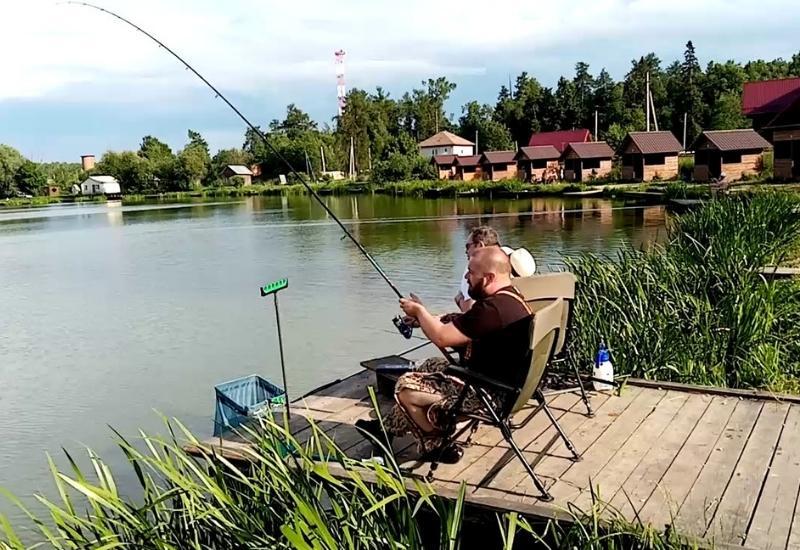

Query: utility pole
[
  {"left": 368, "top": 146, "right": 372, "bottom": 171},
  {"left": 594, "top": 109, "right": 599, "bottom": 141},
  {"left": 475, "top": 130, "right": 479, "bottom": 154},
  {"left": 646, "top": 72, "right": 650, "bottom": 132},
  {"left": 320, "top": 146, "right": 327, "bottom": 172}
]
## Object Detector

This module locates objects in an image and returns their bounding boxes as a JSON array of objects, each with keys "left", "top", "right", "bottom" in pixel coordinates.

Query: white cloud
[{"left": 0, "top": 0, "right": 798, "bottom": 105}]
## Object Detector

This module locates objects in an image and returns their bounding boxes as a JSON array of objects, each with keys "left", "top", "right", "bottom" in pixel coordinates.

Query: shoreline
[{"left": 3, "top": 179, "right": 799, "bottom": 209}]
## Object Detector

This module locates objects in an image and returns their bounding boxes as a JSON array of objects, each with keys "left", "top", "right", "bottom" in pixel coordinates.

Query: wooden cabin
[
  {"left": 692, "top": 130, "right": 772, "bottom": 182},
  {"left": 431, "top": 154, "right": 456, "bottom": 180},
  {"left": 222, "top": 165, "right": 253, "bottom": 186},
  {"left": 528, "top": 129, "right": 591, "bottom": 155},
  {"left": 764, "top": 94, "right": 800, "bottom": 180},
  {"left": 562, "top": 142, "right": 614, "bottom": 182},
  {"left": 453, "top": 155, "right": 483, "bottom": 181},
  {"left": 514, "top": 146, "right": 560, "bottom": 183},
  {"left": 742, "top": 77, "right": 800, "bottom": 140},
  {"left": 480, "top": 151, "right": 517, "bottom": 181},
  {"left": 620, "top": 131, "right": 682, "bottom": 181}
]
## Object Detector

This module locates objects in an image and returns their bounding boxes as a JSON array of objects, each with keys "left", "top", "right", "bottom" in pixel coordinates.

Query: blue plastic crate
[{"left": 213, "top": 374, "right": 286, "bottom": 437}]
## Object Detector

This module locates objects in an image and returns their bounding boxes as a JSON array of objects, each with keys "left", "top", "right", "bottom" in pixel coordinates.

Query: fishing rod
[{"left": 64, "top": 2, "right": 406, "bottom": 301}]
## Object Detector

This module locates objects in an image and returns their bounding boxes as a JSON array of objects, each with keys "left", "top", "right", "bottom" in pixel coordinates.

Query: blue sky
[{"left": 2, "top": 0, "right": 799, "bottom": 162}]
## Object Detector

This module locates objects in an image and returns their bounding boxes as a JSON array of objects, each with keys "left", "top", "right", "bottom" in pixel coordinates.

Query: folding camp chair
[
  {"left": 429, "top": 298, "right": 580, "bottom": 501},
  {"left": 512, "top": 272, "right": 594, "bottom": 417}
]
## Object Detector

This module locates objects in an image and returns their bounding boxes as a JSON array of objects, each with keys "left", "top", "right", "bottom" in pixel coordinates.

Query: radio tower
[{"left": 335, "top": 49, "right": 346, "bottom": 116}]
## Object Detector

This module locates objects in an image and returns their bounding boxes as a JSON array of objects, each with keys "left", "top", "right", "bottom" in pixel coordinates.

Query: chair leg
[
  {"left": 476, "top": 389, "right": 552, "bottom": 501},
  {"left": 535, "top": 390, "right": 581, "bottom": 461},
  {"left": 572, "top": 361, "right": 594, "bottom": 417}
]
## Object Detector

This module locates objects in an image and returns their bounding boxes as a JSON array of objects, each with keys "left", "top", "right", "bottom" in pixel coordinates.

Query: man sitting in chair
[{"left": 356, "top": 246, "right": 533, "bottom": 463}]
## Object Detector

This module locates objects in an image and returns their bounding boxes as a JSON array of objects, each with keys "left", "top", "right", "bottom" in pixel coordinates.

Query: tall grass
[
  {"left": 567, "top": 191, "right": 800, "bottom": 391},
  {"left": 0, "top": 412, "right": 692, "bottom": 549}
]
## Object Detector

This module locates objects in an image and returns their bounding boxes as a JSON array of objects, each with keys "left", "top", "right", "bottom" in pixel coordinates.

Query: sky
[{"left": 1, "top": 0, "right": 799, "bottom": 161}]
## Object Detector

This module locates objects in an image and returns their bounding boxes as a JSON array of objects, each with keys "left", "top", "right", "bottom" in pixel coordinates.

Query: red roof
[
  {"left": 515, "top": 145, "right": 561, "bottom": 161},
  {"left": 564, "top": 141, "right": 614, "bottom": 159},
  {"left": 742, "top": 77, "right": 800, "bottom": 116},
  {"left": 431, "top": 154, "right": 456, "bottom": 166},
  {"left": 480, "top": 151, "right": 517, "bottom": 165},
  {"left": 528, "top": 129, "right": 591, "bottom": 153}
]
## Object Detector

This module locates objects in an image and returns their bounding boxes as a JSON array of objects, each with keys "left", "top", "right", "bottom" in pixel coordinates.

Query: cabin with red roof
[
  {"left": 691, "top": 130, "right": 772, "bottom": 182},
  {"left": 742, "top": 77, "right": 800, "bottom": 136},
  {"left": 562, "top": 142, "right": 614, "bottom": 182},
  {"left": 619, "top": 131, "right": 682, "bottom": 181},
  {"left": 453, "top": 155, "right": 483, "bottom": 181},
  {"left": 514, "top": 146, "right": 561, "bottom": 183},
  {"left": 479, "top": 151, "right": 517, "bottom": 181},
  {"left": 430, "top": 154, "right": 456, "bottom": 179},
  {"left": 528, "top": 129, "right": 591, "bottom": 154}
]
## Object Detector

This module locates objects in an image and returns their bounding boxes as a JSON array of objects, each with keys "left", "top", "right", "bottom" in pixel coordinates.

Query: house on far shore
[
  {"left": 222, "top": 165, "right": 253, "bottom": 186},
  {"left": 431, "top": 154, "right": 456, "bottom": 180},
  {"left": 80, "top": 175, "right": 121, "bottom": 196},
  {"left": 514, "top": 145, "right": 560, "bottom": 183},
  {"left": 453, "top": 155, "right": 483, "bottom": 181},
  {"left": 528, "top": 129, "right": 591, "bottom": 155},
  {"left": 480, "top": 151, "right": 517, "bottom": 181},
  {"left": 692, "top": 129, "right": 772, "bottom": 182},
  {"left": 418, "top": 131, "right": 475, "bottom": 159},
  {"left": 763, "top": 93, "right": 800, "bottom": 180},
  {"left": 742, "top": 77, "right": 800, "bottom": 139},
  {"left": 620, "top": 131, "right": 682, "bottom": 182},
  {"left": 562, "top": 142, "right": 614, "bottom": 182}
]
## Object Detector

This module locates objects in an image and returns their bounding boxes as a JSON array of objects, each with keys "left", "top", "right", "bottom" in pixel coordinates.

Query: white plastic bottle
[{"left": 593, "top": 343, "right": 614, "bottom": 391}]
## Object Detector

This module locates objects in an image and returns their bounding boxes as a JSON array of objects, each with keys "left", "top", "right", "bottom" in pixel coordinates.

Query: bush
[
  {"left": 567, "top": 191, "right": 800, "bottom": 392},
  {"left": 678, "top": 154, "right": 694, "bottom": 181}
]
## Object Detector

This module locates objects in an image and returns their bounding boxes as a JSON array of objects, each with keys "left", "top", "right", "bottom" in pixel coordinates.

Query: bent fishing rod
[{"left": 66, "top": 2, "right": 404, "bottom": 301}]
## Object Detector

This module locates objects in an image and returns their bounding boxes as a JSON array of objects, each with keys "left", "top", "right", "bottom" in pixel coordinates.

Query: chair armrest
[{"left": 445, "top": 365, "right": 519, "bottom": 395}]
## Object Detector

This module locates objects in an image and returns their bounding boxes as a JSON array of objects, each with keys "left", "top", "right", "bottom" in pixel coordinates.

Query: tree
[
  {"left": 676, "top": 41, "right": 704, "bottom": 145},
  {"left": 710, "top": 92, "right": 749, "bottom": 130},
  {"left": 623, "top": 54, "right": 668, "bottom": 130},
  {"left": 176, "top": 130, "right": 211, "bottom": 188},
  {"left": 0, "top": 144, "right": 25, "bottom": 198},
  {"left": 458, "top": 101, "right": 513, "bottom": 153},
  {"left": 138, "top": 136, "right": 176, "bottom": 188},
  {"left": 270, "top": 104, "right": 317, "bottom": 139},
  {"left": 554, "top": 77, "right": 579, "bottom": 129},
  {"left": 95, "top": 151, "right": 154, "bottom": 193},
  {"left": 593, "top": 69, "right": 625, "bottom": 135},
  {"left": 14, "top": 160, "right": 47, "bottom": 196},
  {"left": 573, "top": 62, "right": 595, "bottom": 129}
]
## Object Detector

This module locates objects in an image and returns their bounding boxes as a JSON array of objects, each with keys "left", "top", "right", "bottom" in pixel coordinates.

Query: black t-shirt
[{"left": 451, "top": 286, "right": 532, "bottom": 388}]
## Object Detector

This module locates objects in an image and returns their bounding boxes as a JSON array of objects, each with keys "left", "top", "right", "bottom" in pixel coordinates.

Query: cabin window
[
  {"left": 622, "top": 154, "right": 634, "bottom": 166},
  {"left": 775, "top": 141, "right": 792, "bottom": 159},
  {"left": 583, "top": 159, "right": 601, "bottom": 169},
  {"left": 463, "top": 166, "right": 475, "bottom": 173},
  {"left": 721, "top": 152, "right": 742, "bottom": 164},
  {"left": 531, "top": 159, "right": 548, "bottom": 169},
  {"left": 644, "top": 154, "right": 666, "bottom": 165},
  {"left": 695, "top": 150, "right": 709, "bottom": 165}
]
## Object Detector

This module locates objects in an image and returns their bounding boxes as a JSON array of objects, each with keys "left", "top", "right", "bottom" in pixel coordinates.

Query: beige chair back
[
  {"left": 513, "top": 272, "right": 576, "bottom": 356},
  {"left": 509, "top": 297, "right": 562, "bottom": 414}
]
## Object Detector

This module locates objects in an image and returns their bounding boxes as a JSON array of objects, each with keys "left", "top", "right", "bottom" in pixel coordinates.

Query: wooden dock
[{"left": 189, "top": 370, "right": 800, "bottom": 550}]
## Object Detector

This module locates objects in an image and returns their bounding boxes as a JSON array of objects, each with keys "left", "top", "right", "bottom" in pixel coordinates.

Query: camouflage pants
[{"left": 383, "top": 357, "right": 504, "bottom": 454}]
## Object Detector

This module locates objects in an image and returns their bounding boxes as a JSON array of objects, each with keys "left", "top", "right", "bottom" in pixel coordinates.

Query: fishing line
[{"left": 65, "top": 2, "right": 405, "bottom": 300}]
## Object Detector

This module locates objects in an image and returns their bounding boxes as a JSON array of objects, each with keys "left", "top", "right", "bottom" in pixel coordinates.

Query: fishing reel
[{"left": 392, "top": 315, "right": 414, "bottom": 339}]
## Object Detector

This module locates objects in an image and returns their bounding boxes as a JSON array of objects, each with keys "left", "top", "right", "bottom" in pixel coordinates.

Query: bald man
[{"left": 356, "top": 247, "right": 533, "bottom": 462}]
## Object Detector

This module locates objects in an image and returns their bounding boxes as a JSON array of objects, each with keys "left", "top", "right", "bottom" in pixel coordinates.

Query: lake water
[{"left": 0, "top": 194, "right": 666, "bottom": 527}]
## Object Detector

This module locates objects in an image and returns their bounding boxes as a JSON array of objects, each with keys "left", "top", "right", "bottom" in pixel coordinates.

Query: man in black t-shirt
[{"left": 356, "top": 247, "right": 532, "bottom": 462}]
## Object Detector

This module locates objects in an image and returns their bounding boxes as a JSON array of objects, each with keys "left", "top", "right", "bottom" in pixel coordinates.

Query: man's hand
[{"left": 400, "top": 297, "right": 425, "bottom": 318}]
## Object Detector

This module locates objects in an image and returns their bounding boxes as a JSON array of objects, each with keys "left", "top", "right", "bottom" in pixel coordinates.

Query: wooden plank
[
  {"left": 670, "top": 398, "right": 762, "bottom": 538},
  {"left": 707, "top": 401, "right": 790, "bottom": 546},
  {"left": 608, "top": 392, "right": 712, "bottom": 517},
  {"left": 628, "top": 378, "right": 800, "bottom": 406},
  {"left": 546, "top": 388, "right": 667, "bottom": 500},
  {"left": 747, "top": 405, "right": 800, "bottom": 550},
  {"left": 522, "top": 385, "right": 645, "bottom": 495},
  {"left": 638, "top": 395, "right": 738, "bottom": 529},
  {"left": 488, "top": 391, "right": 611, "bottom": 494},
  {"left": 568, "top": 391, "right": 690, "bottom": 512}
]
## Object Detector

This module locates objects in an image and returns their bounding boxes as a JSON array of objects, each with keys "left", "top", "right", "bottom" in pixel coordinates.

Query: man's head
[
  {"left": 465, "top": 226, "right": 499, "bottom": 258},
  {"left": 465, "top": 246, "right": 512, "bottom": 300}
]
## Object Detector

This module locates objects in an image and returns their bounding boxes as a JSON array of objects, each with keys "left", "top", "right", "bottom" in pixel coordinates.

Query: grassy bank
[
  {"left": 567, "top": 191, "right": 800, "bottom": 393},
  {"left": 0, "top": 411, "right": 692, "bottom": 549}
]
